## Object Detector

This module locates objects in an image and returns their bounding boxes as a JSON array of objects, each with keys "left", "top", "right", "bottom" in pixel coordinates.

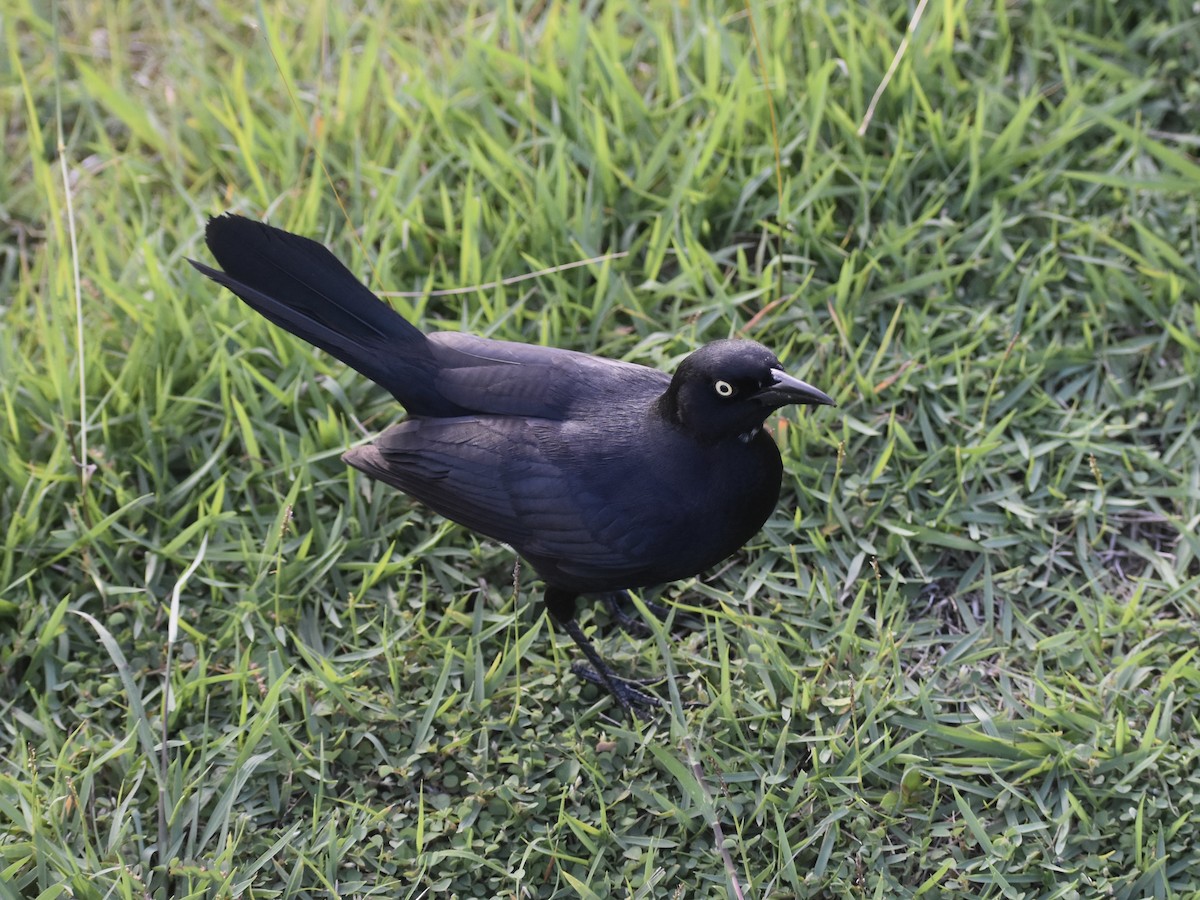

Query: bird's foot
[
  {"left": 571, "top": 661, "right": 664, "bottom": 714},
  {"left": 558, "top": 611, "right": 668, "bottom": 716}
]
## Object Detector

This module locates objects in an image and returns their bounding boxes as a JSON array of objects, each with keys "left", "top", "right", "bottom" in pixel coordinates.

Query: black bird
[{"left": 190, "top": 215, "right": 834, "bottom": 712}]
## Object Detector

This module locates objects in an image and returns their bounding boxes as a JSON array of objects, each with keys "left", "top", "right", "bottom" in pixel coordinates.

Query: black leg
[
  {"left": 561, "top": 619, "right": 663, "bottom": 713},
  {"left": 599, "top": 590, "right": 672, "bottom": 635},
  {"left": 545, "top": 587, "right": 662, "bottom": 714}
]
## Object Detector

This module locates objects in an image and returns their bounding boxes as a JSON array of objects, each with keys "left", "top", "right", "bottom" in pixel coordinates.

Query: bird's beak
[{"left": 757, "top": 369, "right": 835, "bottom": 409}]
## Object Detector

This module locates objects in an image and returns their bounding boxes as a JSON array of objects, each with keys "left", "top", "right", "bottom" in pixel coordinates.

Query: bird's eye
[{"left": 714, "top": 380, "right": 734, "bottom": 397}]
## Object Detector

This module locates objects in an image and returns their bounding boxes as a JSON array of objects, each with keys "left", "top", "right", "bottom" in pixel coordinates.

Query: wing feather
[{"left": 342, "top": 415, "right": 688, "bottom": 590}]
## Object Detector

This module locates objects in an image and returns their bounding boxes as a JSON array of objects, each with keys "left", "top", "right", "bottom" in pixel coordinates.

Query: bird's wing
[{"left": 342, "top": 415, "right": 683, "bottom": 587}]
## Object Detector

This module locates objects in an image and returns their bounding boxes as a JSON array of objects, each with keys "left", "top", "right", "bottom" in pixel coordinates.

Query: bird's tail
[{"left": 189, "top": 215, "right": 429, "bottom": 403}]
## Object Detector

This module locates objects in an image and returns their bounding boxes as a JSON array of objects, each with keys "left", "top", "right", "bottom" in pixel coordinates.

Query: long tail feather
[{"left": 189, "top": 215, "right": 429, "bottom": 405}]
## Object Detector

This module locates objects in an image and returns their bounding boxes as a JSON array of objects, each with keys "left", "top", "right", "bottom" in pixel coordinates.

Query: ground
[{"left": 2, "top": 1, "right": 1199, "bottom": 897}]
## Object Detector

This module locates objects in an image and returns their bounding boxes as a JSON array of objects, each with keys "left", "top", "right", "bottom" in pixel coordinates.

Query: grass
[{"left": 2, "top": 0, "right": 1199, "bottom": 896}]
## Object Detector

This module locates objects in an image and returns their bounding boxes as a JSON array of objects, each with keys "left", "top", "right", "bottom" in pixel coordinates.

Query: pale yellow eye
[{"left": 714, "top": 380, "right": 734, "bottom": 397}]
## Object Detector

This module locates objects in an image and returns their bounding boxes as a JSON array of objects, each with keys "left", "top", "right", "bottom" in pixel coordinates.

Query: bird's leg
[
  {"left": 545, "top": 588, "right": 662, "bottom": 714},
  {"left": 562, "top": 620, "right": 663, "bottom": 713},
  {"left": 599, "top": 590, "right": 671, "bottom": 635},
  {"left": 600, "top": 590, "right": 706, "bottom": 640}
]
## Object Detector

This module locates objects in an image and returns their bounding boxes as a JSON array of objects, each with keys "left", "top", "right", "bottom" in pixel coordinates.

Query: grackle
[{"left": 190, "top": 215, "right": 834, "bottom": 712}]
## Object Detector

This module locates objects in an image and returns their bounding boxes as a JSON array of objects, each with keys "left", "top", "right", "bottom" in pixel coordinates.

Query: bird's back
[{"left": 425, "top": 331, "right": 671, "bottom": 420}]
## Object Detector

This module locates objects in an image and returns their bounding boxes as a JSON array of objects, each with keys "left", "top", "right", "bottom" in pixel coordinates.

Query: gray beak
[{"left": 756, "top": 369, "right": 835, "bottom": 409}]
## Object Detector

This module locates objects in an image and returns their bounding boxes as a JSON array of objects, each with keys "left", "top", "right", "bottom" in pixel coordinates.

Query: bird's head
[{"left": 661, "top": 339, "right": 834, "bottom": 443}]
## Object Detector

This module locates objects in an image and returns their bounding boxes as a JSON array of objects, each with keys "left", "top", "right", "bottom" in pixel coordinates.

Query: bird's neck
[{"left": 653, "top": 386, "right": 685, "bottom": 430}]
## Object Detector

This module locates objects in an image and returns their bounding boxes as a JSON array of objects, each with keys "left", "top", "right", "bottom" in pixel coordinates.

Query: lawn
[{"left": 2, "top": 0, "right": 1199, "bottom": 897}]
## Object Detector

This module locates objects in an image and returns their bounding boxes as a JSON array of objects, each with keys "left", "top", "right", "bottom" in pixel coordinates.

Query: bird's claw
[{"left": 571, "top": 661, "right": 664, "bottom": 714}]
